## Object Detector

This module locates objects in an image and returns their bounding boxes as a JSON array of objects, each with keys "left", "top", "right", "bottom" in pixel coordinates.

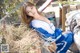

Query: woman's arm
[
  {"left": 36, "top": 48, "right": 42, "bottom": 53},
  {"left": 48, "top": 42, "right": 57, "bottom": 52}
]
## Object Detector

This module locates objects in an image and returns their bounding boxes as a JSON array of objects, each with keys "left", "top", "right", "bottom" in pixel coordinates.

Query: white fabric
[
  {"left": 32, "top": 19, "right": 55, "bottom": 34},
  {"left": 66, "top": 10, "right": 80, "bottom": 51},
  {"left": 66, "top": 10, "right": 79, "bottom": 27},
  {"left": 66, "top": 10, "right": 80, "bottom": 31},
  {"left": 74, "top": 31, "right": 80, "bottom": 50}
]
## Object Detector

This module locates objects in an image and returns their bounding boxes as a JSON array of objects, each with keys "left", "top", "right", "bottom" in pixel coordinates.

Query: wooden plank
[
  {"left": 62, "top": 5, "right": 70, "bottom": 31},
  {"left": 58, "top": 0, "right": 70, "bottom": 31},
  {"left": 62, "top": 6, "right": 66, "bottom": 31}
]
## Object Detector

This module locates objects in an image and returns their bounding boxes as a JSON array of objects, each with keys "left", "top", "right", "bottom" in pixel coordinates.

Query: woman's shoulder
[
  {"left": 30, "top": 19, "right": 56, "bottom": 34},
  {"left": 31, "top": 19, "right": 41, "bottom": 25},
  {"left": 31, "top": 19, "right": 49, "bottom": 28}
]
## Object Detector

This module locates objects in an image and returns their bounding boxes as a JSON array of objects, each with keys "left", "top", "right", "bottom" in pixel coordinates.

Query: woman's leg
[{"left": 56, "top": 32, "right": 74, "bottom": 53}]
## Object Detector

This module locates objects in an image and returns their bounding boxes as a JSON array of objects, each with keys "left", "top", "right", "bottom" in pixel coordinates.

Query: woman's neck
[
  {"left": 33, "top": 13, "right": 51, "bottom": 24},
  {"left": 33, "top": 13, "right": 43, "bottom": 20}
]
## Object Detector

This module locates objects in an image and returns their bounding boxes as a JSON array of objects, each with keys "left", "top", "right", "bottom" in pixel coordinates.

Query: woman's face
[{"left": 25, "top": 6, "right": 37, "bottom": 17}]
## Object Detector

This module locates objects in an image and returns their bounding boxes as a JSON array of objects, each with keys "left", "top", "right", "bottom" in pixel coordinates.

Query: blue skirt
[{"left": 56, "top": 32, "right": 74, "bottom": 53}]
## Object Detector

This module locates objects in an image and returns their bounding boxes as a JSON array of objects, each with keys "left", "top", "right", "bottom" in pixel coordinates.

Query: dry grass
[{"left": 0, "top": 24, "right": 42, "bottom": 53}]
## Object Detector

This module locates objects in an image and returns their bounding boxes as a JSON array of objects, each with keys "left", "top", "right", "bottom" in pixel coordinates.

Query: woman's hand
[{"left": 48, "top": 42, "right": 57, "bottom": 53}]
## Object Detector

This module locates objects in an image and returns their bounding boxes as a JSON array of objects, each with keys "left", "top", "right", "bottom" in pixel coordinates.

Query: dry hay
[{"left": 0, "top": 24, "right": 42, "bottom": 53}]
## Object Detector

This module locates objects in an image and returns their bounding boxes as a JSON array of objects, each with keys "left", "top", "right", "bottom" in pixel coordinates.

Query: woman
[{"left": 21, "top": 2, "right": 74, "bottom": 53}]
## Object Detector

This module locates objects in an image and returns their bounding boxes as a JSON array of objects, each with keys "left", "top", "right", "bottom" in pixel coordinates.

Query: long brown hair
[{"left": 21, "top": 2, "right": 35, "bottom": 27}]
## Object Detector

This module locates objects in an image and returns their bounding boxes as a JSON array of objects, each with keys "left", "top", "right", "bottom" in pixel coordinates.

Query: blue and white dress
[{"left": 30, "top": 19, "right": 74, "bottom": 53}]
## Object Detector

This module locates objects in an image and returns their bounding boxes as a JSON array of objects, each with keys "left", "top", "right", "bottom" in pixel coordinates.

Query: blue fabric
[
  {"left": 30, "top": 19, "right": 74, "bottom": 53},
  {"left": 30, "top": 23, "right": 55, "bottom": 38},
  {"left": 35, "top": 28, "right": 55, "bottom": 38},
  {"left": 54, "top": 28, "right": 63, "bottom": 38},
  {"left": 56, "top": 32, "right": 74, "bottom": 53}
]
